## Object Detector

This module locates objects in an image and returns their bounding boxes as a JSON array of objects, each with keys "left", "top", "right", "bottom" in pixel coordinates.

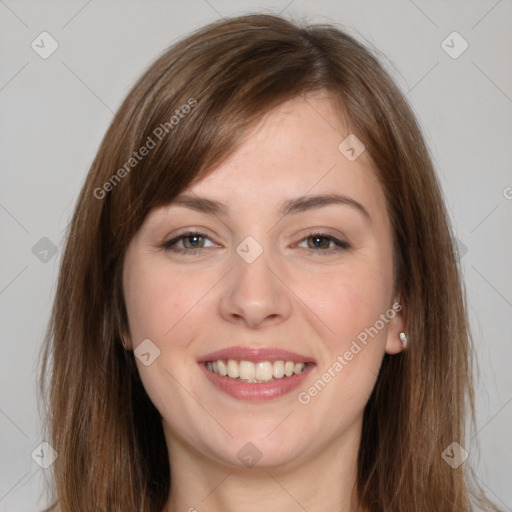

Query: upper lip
[{"left": 198, "top": 346, "right": 316, "bottom": 364}]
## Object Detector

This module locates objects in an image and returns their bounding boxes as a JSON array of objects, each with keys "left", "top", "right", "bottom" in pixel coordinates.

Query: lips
[
  {"left": 198, "top": 346, "right": 316, "bottom": 401},
  {"left": 198, "top": 346, "right": 316, "bottom": 364}
]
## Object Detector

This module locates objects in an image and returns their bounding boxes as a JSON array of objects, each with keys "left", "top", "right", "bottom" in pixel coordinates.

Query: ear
[{"left": 384, "top": 298, "right": 407, "bottom": 355}]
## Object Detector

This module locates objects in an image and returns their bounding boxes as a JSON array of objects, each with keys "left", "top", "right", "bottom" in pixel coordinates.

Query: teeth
[
  {"left": 227, "top": 359, "right": 239, "bottom": 379},
  {"left": 218, "top": 360, "right": 228, "bottom": 376},
  {"left": 255, "top": 361, "right": 273, "bottom": 381},
  {"left": 239, "top": 360, "right": 256, "bottom": 380},
  {"left": 273, "top": 360, "right": 285, "bottom": 378},
  {"left": 206, "top": 359, "right": 308, "bottom": 382},
  {"left": 293, "top": 363, "right": 305, "bottom": 375}
]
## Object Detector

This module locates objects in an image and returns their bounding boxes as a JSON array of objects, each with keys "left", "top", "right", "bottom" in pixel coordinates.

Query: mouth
[{"left": 198, "top": 347, "right": 316, "bottom": 401}]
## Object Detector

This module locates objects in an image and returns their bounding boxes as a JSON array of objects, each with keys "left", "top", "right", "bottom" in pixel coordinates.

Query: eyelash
[{"left": 162, "top": 230, "right": 350, "bottom": 256}]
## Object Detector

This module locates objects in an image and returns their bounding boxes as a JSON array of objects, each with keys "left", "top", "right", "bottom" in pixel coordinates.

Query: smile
[{"left": 198, "top": 346, "right": 315, "bottom": 401}]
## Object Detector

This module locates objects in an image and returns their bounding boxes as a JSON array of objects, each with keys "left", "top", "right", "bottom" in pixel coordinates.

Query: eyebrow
[{"left": 170, "top": 193, "right": 371, "bottom": 221}]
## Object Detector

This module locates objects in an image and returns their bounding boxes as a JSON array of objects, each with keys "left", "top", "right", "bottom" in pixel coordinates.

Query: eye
[
  {"left": 297, "top": 232, "right": 350, "bottom": 255},
  {"left": 162, "top": 231, "right": 217, "bottom": 254},
  {"left": 162, "top": 230, "right": 350, "bottom": 256}
]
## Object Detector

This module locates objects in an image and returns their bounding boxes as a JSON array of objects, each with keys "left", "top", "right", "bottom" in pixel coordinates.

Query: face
[{"left": 122, "top": 93, "right": 405, "bottom": 471}]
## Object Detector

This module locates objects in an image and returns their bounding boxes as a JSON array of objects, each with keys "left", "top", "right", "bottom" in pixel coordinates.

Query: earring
[{"left": 399, "top": 332, "right": 408, "bottom": 348}]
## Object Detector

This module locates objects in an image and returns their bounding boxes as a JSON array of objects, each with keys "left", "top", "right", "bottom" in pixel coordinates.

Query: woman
[{"left": 40, "top": 13, "right": 501, "bottom": 512}]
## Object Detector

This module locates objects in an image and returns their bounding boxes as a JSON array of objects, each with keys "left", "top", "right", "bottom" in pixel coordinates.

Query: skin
[{"left": 122, "top": 92, "right": 406, "bottom": 512}]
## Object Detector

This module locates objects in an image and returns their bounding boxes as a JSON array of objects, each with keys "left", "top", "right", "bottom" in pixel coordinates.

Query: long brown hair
[{"left": 39, "top": 13, "right": 500, "bottom": 511}]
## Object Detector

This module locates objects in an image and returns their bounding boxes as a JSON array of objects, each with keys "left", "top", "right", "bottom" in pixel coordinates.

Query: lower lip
[{"left": 199, "top": 362, "right": 315, "bottom": 402}]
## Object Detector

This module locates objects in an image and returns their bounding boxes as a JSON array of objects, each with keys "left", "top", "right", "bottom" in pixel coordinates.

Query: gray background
[{"left": 0, "top": 1, "right": 511, "bottom": 510}]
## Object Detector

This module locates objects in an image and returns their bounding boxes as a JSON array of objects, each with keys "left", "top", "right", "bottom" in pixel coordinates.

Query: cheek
[
  {"left": 294, "top": 248, "right": 394, "bottom": 416},
  {"left": 301, "top": 258, "right": 393, "bottom": 350},
  {"left": 123, "top": 258, "right": 203, "bottom": 344},
  {"left": 124, "top": 273, "right": 171, "bottom": 343},
  {"left": 123, "top": 259, "right": 207, "bottom": 419}
]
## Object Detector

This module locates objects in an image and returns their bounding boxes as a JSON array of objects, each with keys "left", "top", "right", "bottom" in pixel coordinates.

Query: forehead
[{"left": 185, "top": 94, "right": 387, "bottom": 225}]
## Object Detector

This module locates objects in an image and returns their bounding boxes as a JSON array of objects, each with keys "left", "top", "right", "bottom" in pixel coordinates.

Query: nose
[{"left": 219, "top": 246, "right": 292, "bottom": 329}]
